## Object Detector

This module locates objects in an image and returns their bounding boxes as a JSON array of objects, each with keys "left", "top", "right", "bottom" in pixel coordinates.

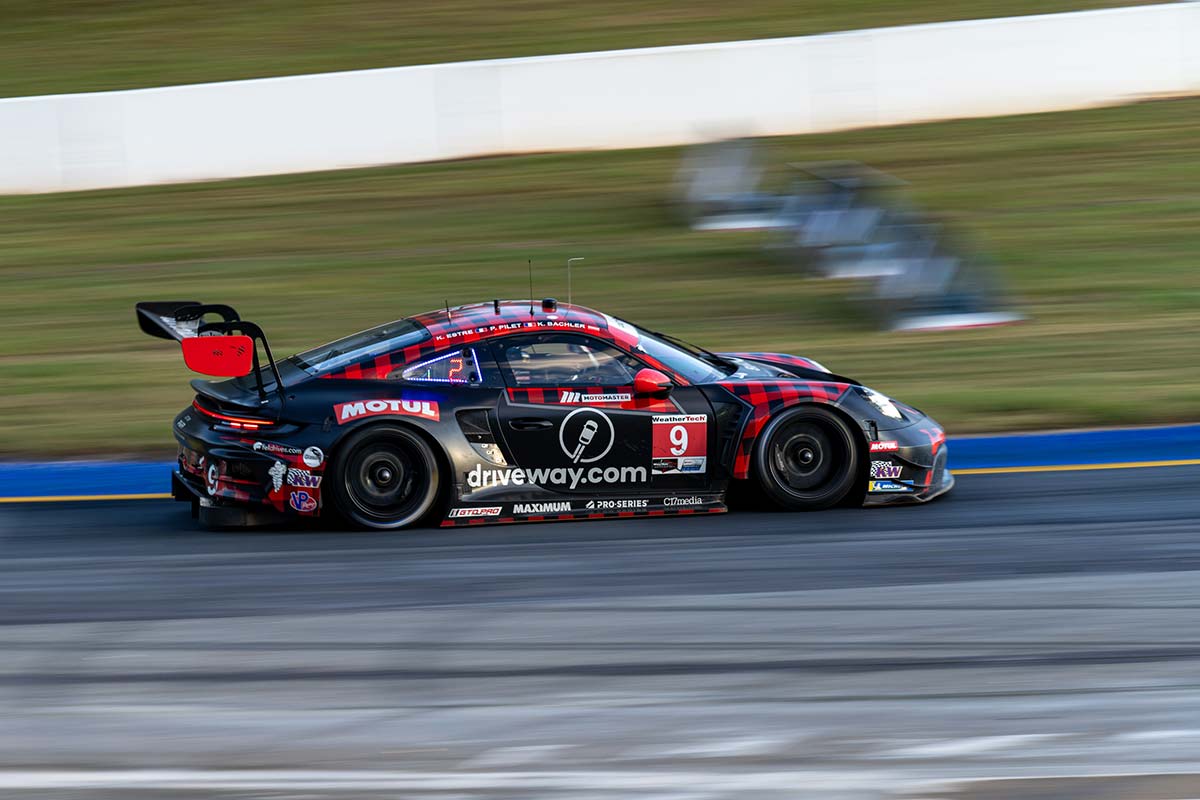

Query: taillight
[{"left": 192, "top": 399, "right": 275, "bottom": 431}]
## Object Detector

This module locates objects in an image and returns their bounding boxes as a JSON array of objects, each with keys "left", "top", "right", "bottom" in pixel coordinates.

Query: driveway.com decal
[
  {"left": 466, "top": 464, "right": 647, "bottom": 491},
  {"left": 558, "top": 407, "right": 615, "bottom": 464}
]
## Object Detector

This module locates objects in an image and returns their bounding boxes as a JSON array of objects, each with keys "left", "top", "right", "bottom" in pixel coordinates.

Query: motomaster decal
[
  {"left": 651, "top": 414, "right": 707, "bottom": 474},
  {"left": 558, "top": 408, "right": 615, "bottom": 464},
  {"left": 334, "top": 399, "right": 440, "bottom": 424},
  {"left": 869, "top": 440, "right": 899, "bottom": 453},
  {"left": 287, "top": 468, "right": 322, "bottom": 488},
  {"left": 302, "top": 446, "right": 324, "bottom": 468},
  {"left": 558, "top": 391, "right": 632, "bottom": 404},
  {"left": 448, "top": 507, "right": 502, "bottom": 518},
  {"left": 870, "top": 461, "right": 903, "bottom": 479},
  {"left": 514, "top": 502, "right": 572, "bottom": 514}
]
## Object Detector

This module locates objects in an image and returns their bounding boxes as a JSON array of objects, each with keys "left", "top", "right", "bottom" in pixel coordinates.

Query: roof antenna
[
  {"left": 493, "top": 298, "right": 500, "bottom": 315},
  {"left": 444, "top": 300, "right": 452, "bottom": 323},
  {"left": 566, "top": 257, "right": 584, "bottom": 305},
  {"left": 527, "top": 259, "right": 535, "bottom": 317}
]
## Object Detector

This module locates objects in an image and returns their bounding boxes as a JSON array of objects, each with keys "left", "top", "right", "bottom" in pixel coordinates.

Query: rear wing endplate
[{"left": 135, "top": 301, "right": 284, "bottom": 405}]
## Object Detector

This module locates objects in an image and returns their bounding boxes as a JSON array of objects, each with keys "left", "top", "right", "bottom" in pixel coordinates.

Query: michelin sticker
[
  {"left": 868, "top": 480, "right": 913, "bottom": 493},
  {"left": 268, "top": 460, "right": 286, "bottom": 492}
]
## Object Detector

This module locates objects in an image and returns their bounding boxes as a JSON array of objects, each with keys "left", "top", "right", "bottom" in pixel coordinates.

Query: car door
[{"left": 490, "top": 332, "right": 714, "bottom": 496}]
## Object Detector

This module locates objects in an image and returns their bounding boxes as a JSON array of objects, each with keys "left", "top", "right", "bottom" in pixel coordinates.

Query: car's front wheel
[
  {"left": 752, "top": 405, "right": 861, "bottom": 510},
  {"left": 332, "top": 424, "right": 441, "bottom": 530}
]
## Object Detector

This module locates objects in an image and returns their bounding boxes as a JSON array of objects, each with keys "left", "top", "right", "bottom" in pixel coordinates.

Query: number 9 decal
[{"left": 669, "top": 425, "right": 688, "bottom": 456}]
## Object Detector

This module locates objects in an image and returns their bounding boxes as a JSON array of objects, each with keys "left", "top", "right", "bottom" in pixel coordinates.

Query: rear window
[{"left": 289, "top": 319, "right": 430, "bottom": 375}]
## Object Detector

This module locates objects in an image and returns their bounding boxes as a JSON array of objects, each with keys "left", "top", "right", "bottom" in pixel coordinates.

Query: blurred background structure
[
  {"left": 675, "top": 145, "right": 1025, "bottom": 331},
  {"left": 2, "top": 2, "right": 1199, "bottom": 798},
  {"left": 1, "top": 2, "right": 1197, "bottom": 455}
]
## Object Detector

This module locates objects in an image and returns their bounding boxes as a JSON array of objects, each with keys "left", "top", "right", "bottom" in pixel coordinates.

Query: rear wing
[{"left": 135, "top": 301, "right": 284, "bottom": 404}]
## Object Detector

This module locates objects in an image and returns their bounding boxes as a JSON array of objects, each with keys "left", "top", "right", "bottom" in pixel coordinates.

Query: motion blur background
[
  {"left": 2, "top": 0, "right": 1198, "bottom": 455},
  {"left": 2, "top": 2, "right": 1199, "bottom": 799}
]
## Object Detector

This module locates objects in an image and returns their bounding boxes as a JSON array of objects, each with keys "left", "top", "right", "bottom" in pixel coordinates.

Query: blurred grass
[
  {"left": 2, "top": 97, "right": 1199, "bottom": 456},
  {"left": 0, "top": 0, "right": 1148, "bottom": 98}
]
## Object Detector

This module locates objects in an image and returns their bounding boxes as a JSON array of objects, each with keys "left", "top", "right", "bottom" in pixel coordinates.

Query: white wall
[{"left": 2, "top": 2, "right": 1197, "bottom": 194}]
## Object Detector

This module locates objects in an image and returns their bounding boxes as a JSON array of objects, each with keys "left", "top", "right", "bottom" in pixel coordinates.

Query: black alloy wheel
[
  {"left": 753, "top": 405, "right": 861, "bottom": 510},
  {"left": 333, "top": 425, "right": 441, "bottom": 529}
]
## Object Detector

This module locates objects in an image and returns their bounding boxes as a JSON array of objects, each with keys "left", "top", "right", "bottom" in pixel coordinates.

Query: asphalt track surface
[{"left": 2, "top": 466, "right": 1200, "bottom": 799}]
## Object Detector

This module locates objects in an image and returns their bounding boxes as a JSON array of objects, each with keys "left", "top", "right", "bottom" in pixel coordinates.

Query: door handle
[{"left": 509, "top": 417, "right": 554, "bottom": 431}]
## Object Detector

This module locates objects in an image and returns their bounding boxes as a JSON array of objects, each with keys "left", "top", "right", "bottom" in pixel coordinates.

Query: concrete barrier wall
[{"left": 2, "top": 3, "right": 1197, "bottom": 194}]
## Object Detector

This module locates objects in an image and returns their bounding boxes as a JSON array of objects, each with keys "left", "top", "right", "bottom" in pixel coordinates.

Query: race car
[{"left": 138, "top": 298, "right": 952, "bottom": 529}]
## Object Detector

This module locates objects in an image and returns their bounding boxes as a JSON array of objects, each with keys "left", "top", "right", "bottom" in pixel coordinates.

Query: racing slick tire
[
  {"left": 752, "top": 405, "right": 861, "bottom": 511},
  {"left": 331, "top": 424, "right": 442, "bottom": 530}
]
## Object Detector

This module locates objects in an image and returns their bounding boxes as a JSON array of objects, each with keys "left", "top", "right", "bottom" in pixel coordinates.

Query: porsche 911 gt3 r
[{"left": 138, "top": 298, "right": 952, "bottom": 529}]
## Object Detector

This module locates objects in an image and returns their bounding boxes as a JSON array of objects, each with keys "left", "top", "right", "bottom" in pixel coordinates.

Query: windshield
[
  {"left": 289, "top": 319, "right": 430, "bottom": 375},
  {"left": 623, "top": 322, "right": 729, "bottom": 384}
]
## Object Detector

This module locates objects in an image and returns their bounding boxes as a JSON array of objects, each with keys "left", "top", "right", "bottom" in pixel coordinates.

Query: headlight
[{"left": 861, "top": 388, "right": 902, "bottom": 420}]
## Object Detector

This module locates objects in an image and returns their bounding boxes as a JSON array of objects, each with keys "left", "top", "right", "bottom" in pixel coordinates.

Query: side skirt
[{"left": 441, "top": 494, "right": 727, "bottom": 527}]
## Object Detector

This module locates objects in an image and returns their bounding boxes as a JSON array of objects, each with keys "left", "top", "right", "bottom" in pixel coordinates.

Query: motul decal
[
  {"left": 334, "top": 399, "right": 440, "bottom": 424},
  {"left": 869, "top": 440, "right": 899, "bottom": 452}
]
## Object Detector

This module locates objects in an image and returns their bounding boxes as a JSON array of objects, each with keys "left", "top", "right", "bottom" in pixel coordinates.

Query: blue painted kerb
[{"left": 2, "top": 424, "right": 1198, "bottom": 499}]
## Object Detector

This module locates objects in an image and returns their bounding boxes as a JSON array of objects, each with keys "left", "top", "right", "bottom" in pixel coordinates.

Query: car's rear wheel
[
  {"left": 332, "top": 424, "right": 441, "bottom": 530},
  {"left": 753, "top": 405, "right": 860, "bottom": 510}
]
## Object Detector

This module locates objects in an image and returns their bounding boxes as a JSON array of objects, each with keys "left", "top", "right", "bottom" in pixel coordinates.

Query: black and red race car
[{"left": 138, "top": 298, "right": 952, "bottom": 529}]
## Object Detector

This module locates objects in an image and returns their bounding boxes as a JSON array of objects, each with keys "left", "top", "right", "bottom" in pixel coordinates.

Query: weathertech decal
[
  {"left": 334, "top": 399, "right": 440, "bottom": 424},
  {"left": 651, "top": 414, "right": 707, "bottom": 474}
]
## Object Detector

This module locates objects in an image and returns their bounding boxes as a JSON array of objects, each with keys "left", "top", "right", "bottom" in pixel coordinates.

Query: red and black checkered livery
[
  {"left": 138, "top": 298, "right": 952, "bottom": 529},
  {"left": 718, "top": 380, "right": 852, "bottom": 479}
]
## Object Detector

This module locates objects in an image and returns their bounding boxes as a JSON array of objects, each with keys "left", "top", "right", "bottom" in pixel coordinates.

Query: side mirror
[
  {"left": 181, "top": 335, "right": 255, "bottom": 377},
  {"left": 634, "top": 367, "right": 673, "bottom": 396}
]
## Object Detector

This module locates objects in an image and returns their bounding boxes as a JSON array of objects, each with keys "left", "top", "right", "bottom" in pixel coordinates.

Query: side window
[
  {"left": 399, "top": 348, "right": 499, "bottom": 386},
  {"left": 494, "top": 334, "right": 642, "bottom": 387}
]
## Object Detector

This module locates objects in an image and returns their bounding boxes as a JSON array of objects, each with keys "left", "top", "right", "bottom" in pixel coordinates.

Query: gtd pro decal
[
  {"left": 334, "top": 399, "right": 440, "bottom": 424},
  {"left": 559, "top": 408, "right": 615, "bottom": 464}
]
